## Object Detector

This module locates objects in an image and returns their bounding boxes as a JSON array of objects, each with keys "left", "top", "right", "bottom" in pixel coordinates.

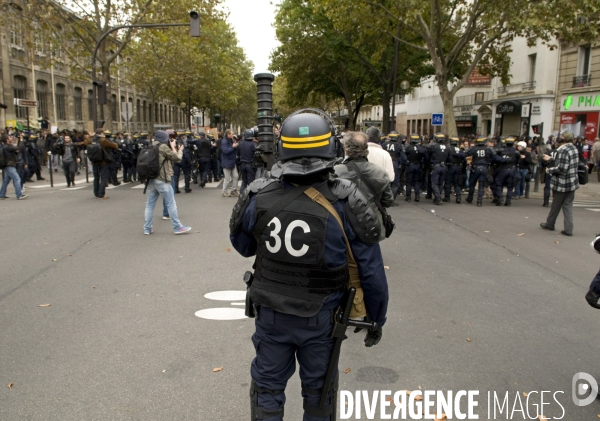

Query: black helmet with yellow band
[
  {"left": 278, "top": 109, "right": 337, "bottom": 162},
  {"left": 410, "top": 133, "right": 421, "bottom": 144},
  {"left": 476, "top": 135, "right": 487, "bottom": 143},
  {"left": 273, "top": 109, "right": 339, "bottom": 177},
  {"left": 449, "top": 136, "right": 459, "bottom": 145}
]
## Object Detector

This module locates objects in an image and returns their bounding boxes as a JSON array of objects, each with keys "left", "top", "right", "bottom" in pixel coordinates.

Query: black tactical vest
[
  {"left": 501, "top": 147, "right": 518, "bottom": 168},
  {"left": 449, "top": 145, "right": 462, "bottom": 165},
  {"left": 430, "top": 143, "right": 450, "bottom": 164},
  {"left": 198, "top": 139, "right": 211, "bottom": 157},
  {"left": 471, "top": 145, "right": 491, "bottom": 165},
  {"left": 406, "top": 145, "right": 423, "bottom": 163},
  {"left": 384, "top": 140, "right": 400, "bottom": 161},
  {"left": 251, "top": 183, "right": 348, "bottom": 317}
]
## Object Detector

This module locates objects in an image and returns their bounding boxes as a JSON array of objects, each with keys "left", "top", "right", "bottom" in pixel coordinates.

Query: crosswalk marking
[{"left": 59, "top": 187, "right": 86, "bottom": 191}]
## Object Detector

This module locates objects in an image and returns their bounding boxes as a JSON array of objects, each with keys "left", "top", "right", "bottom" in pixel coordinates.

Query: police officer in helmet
[
  {"left": 494, "top": 136, "right": 518, "bottom": 206},
  {"left": 465, "top": 135, "right": 504, "bottom": 207},
  {"left": 383, "top": 130, "right": 407, "bottom": 200},
  {"left": 405, "top": 134, "right": 425, "bottom": 202},
  {"left": 230, "top": 109, "right": 389, "bottom": 421},
  {"left": 239, "top": 128, "right": 258, "bottom": 193}
]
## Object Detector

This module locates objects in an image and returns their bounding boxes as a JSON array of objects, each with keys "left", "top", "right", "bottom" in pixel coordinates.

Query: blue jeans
[
  {"left": 144, "top": 179, "right": 184, "bottom": 232},
  {"left": 0, "top": 166, "right": 23, "bottom": 198},
  {"left": 515, "top": 169, "right": 528, "bottom": 196}
]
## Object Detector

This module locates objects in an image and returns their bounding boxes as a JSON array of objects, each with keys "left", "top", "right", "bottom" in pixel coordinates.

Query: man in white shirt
[{"left": 365, "top": 126, "right": 395, "bottom": 180}]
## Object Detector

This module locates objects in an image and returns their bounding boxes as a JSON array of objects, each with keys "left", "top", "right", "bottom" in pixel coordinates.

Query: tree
[{"left": 323, "top": 0, "right": 600, "bottom": 136}]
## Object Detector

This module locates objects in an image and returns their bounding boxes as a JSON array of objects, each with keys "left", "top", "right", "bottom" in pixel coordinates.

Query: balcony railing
[
  {"left": 573, "top": 74, "right": 592, "bottom": 88},
  {"left": 498, "top": 81, "right": 536, "bottom": 94}
]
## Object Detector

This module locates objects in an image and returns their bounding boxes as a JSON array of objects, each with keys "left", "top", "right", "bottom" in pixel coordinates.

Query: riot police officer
[
  {"left": 104, "top": 131, "right": 121, "bottom": 186},
  {"left": 25, "top": 134, "right": 44, "bottom": 182},
  {"left": 383, "top": 131, "right": 407, "bottom": 199},
  {"left": 443, "top": 136, "right": 465, "bottom": 203},
  {"left": 239, "top": 128, "right": 257, "bottom": 193},
  {"left": 120, "top": 133, "right": 135, "bottom": 183},
  {"left": 171, "top": 130, "right": 192, "bottom": 193},
  {"left": 428, "top": 133, "right": 451, "bottom": 205},
  {"left": 405, "top": 134, "right": 426, "bottom": 202},
  {"left": 494, "top": 136, "right": 518, "bottom": 206},
  {"left": 230, "top": 109, "right": 389, "bottom": 421},
  {"left": 465, "top": 136, "right": 503, "bottom": 207},
  {"left": 196, "top": 132, "right": 212, "bottom": 187}
]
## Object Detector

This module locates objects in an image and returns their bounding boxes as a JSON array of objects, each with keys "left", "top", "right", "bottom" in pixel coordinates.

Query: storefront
[
  {"left": 455, "top": 115, "right": 478, "bottom": 136},
  {"left": 494, "top": 101, "right": 525, "bottom": 136},
  {"left": 559, "top": 92, "right": 600, "bottom": 141}
]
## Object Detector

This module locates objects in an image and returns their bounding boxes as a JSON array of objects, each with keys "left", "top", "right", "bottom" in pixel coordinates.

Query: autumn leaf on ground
[
  {"left": 7, "top": 383, "right": 13, "bottom": 389},
  {"left": 405, "top": 390, "right": 423, "bottom": 400},
  {"left": 418, "top": 385, "right": 422, "bottom": 390},
  {"left": 435, "top": 414, "right": 447, "bottom": 421},
  {"left": 68, "top": 254, "right": 72, "bottom": 257},
  {"left": 555, "top": 241, "right": 560, "bottom": 244},
  {"left": 225, "top": 248, "right": 231, "bottom": 252},
  {"left": 37, "top": 304, "right": 51, "bottom": 307},
  {"left": 212, "top": 367, "right": 223, "bottom": 372},
  {"left": 523, "top": 392, "right": 528, "bottom": 397},
  {"left": 344, "top": 368, "right": 351, "bottom": 374},
  {"left": 484, "top": 231, "right": 490, "bottom": 233},
  {"left": 384, "top": 266, "right": 390, "bottom": 269},
  {"left": 52, "top": 259, "right": 57, "bottom": 262},
  {"left": 518, "top": 233, "right": 525, "bottom": 236},
  {"left": 539, "top": 416, "right": 549, "bottom": 421},
  {"left": 466, "top": 338, "right": 471, "bottom": 342}
]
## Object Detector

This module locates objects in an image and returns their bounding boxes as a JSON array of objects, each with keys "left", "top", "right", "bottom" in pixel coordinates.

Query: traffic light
[
  {"left": 93, "top": 81, "right": 108, "bottom": 105},
  {"left": 190, "top": 11, "right": 200, "bottom": 37},
  {"left": 532, "top": 123, "right": 543, "bottom": 136}
]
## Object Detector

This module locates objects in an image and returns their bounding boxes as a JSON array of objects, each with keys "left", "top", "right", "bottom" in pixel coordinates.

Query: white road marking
[
  {"left": 204, "top": 290, "right": 247, "bottom": 301},
  {"left": 231, "top": 302, "right": 245, "bottom": 306},
  {"left": 586, "top": 208, "right": 600, "bottom": 212},
  {"left": 194, "top": 308, "right": 247, "bottom": 320},
  {"left": 60, "top": 187, "right": 87, "bottom": 191}
]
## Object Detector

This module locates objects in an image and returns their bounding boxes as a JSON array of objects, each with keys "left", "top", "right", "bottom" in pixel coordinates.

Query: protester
[{"left": 0, "top": 133, "right": 28, "bottom": 199}]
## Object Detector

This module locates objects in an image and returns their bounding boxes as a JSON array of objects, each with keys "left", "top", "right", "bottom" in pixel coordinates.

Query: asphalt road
[{"left": 1, "top": 176, "right": 600, "bottom": 420}]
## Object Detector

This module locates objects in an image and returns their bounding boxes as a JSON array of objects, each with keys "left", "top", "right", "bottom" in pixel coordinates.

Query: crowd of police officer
[{"left": 380, "top": 130, "right": 557, "bottom": 207}]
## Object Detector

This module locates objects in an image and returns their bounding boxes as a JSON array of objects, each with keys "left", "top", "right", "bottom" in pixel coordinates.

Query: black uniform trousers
[
  {"left": 430, "top": 164, "right": 447, "bottom": 200},
  {"left": 468, "top": 165, "right": 489, "bottom": 200},
  {"left": 391, "top": 160, "right": 400, "bottom": 195},
  {"left": 173, "top": 162, "right": 190, "bottom": 191},
  {"left": 444, "top": 164, "right": 461, "bottom": 198},
  {"left": 494, "top": 167, "right": 516, "bottom": 201},
  {"left": 240, "top": 163, "right": 257, "bottom": 193},
  {"left": 405, "top": 163, "right": 422, "bottom": 198},
  {"left": 199, "top": 156, "right": 211, "bottom": 184},
  {"left": 92, "top": 165, "right": 110, "bottom": 198},
  {"left": 251, "top": 306, "right": 338, "bottom": 421},
  {"left": 543, "top": 172, "right": 552, "bottom": 204}
]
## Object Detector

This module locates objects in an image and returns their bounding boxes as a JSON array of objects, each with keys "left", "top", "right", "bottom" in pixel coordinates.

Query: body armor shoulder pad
[
  {"left": 328, "top": 178, "right": 382, "bottom": 244},
  {"left": 229, "top": 177, "right": 279, "bottom": 234}
]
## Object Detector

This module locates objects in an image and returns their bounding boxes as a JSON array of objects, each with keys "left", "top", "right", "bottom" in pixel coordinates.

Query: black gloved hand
[
  {"left": 364, "top": 327, "right": 383, "bottom": 347},
  {"left": 585, "top": 289, "right": 600, "bottom": 309}
]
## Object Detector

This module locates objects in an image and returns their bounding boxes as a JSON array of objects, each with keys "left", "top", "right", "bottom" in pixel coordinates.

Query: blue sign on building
[{"left": 432, "top": 113, "right": 444, "bottom": 126}]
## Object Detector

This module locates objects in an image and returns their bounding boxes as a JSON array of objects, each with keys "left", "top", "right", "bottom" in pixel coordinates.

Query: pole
[
  {"left": 48, "top": 151, "right": 54, "bottom": 187},
  {"left": 91, "top": 23, "right": 189, "bottom": 130},
  {"left": 50, "top": 63, "right": 57, "bottom": 129},
  {"left": 26, "top": 107, "right": 30, "bottom": 132},
  {"left": 390, "top": 25, "right": 401, "bottom": 133},
  {"left": 85, "top": 150, "right": 89, "bottom": 183},
  {"left": 188, "top": 87, "right": 192, "bottom": 131}
]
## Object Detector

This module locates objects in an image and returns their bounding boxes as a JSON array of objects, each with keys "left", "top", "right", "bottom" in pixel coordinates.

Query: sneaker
[
  {"left": 162, "top": 216, "right": 170, "bottom": 220},
  {"left": 100, "top": 196, "right": 110, "bottom": 200},
  {"left": 174, "top": 226, "right": 192, "bottom": 235},
  {"left": 230, "top": 190, "right": 240, "bottom": 197},
  {"left": 144, "top": 229, "right": 153, "bottom": 235},
  {"left": 18, "top": 194, "right": 28, "bottom": 200},
  {"left": 0, "top": 196, "right": 9, "bottom": 200},
  {"left": 222, "top": 192, "right": 230, "bottom": 197}
]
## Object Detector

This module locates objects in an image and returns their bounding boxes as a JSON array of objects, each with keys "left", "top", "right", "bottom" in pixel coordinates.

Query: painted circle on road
[
  {"left": 195, "top": 308, "right": 247, "bottom": 320},
  {"left": 204, "top": 290, "right": 247, "bottom": 301}
]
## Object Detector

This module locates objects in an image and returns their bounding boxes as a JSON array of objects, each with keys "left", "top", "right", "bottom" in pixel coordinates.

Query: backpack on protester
[
  {"left": 136, "top": 143, "right": 166, "bottom": 193},
  {"left": 87, "top": 137, "right": 104, "bottom": 163}
]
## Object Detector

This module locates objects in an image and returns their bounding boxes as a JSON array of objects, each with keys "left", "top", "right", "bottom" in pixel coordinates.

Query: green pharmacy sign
[{"left": 563, "top": 93, "right": 600, "bottom": 111}]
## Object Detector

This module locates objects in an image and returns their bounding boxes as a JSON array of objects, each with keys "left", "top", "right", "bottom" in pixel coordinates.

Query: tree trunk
[
  {"left": 440, "top": 87, "right": 458, "bottom": 137},
  {"left": 381, "top": 81, "right": 391, "bottom": 134}
]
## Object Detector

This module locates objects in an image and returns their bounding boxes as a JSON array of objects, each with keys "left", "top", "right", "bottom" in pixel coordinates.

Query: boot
[
  {"left": 504, "top": 199, "right": 511, "bottom": 206},
  {"left": 491, "top": 197, "right": 499, "bottom": 204},
  {"left": 425, "top": 194, "right": 432, "bottom": 199},
  {"left": 405, "top": 194, "right": 411, "bottom": 202},
  {"left": 442, "top": 197, "right": 449, "bottom": 202},
  {"left": 466, "top": 196, "right": 473, "bottom": 203},
  {"left": 477, "top": 199, "right": 483, "bottom": 207},
  {"left": 542, "top": 201, "right": 549, "bottom": 207},
  {"left": 414, "top": 195, "right": 420, "bottom": 202},
  {"left": 456, "top": 196, "right": 461, "bottom": 204},
  {"left": 496, "top": 198, "right": 503, "bottom": 206},
  {"left": 434, "top": 198, "right": 442, "bottom": 205},
  {"left": 175, "top": 189, "right": 181, "bottom": 194},
  {"left": 185, "top": 188, "right": 192, "bottom": 193}
]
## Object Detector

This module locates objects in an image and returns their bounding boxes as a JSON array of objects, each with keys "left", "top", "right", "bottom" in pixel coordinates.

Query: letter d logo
[{"left": 572, "top": 372, "right": 598, "bottom": 406}]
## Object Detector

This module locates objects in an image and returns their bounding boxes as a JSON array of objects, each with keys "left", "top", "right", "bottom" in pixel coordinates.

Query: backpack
[
  {"left": 87, "top": 137, "right": 104, "bottom": 163},
  {"left": 0, "top": 146, "right": 7, "bottom": 169},
  {"left": 578, "top": 162, "right": 589, "bottom": 185},
  {"left": 136, "top": 144, "right": 164, "bottom": 182}
]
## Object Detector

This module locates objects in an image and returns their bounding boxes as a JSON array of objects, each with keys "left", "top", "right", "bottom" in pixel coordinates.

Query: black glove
[
  {"left": 364, "top": 327, "right": 383, "bottom": 347},
  {"left": 585, "top": 289, "right": 600, "bottom": 309}
]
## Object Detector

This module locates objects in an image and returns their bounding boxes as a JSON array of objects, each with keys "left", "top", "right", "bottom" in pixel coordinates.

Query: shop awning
[{"left": 457, "top": 121, "right": 474, "bottom": 127}]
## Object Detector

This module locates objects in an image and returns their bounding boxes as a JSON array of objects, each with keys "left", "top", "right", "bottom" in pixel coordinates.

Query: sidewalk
[{"left": 528, "top": 177, "right": 600, "bottom": 201}]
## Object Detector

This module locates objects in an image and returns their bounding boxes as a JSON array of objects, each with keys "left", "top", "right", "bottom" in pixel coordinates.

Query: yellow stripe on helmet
[
  {"left": 282, "top": 140, "right": 330, "bottom": 149},
  {"left": 280, "top": 132, "right": 331, "bottom": 143}
]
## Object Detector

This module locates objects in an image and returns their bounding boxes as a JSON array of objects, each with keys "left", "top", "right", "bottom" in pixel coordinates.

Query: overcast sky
[{"left": 221, "top": 0, "right": 281, "bottom": 74}]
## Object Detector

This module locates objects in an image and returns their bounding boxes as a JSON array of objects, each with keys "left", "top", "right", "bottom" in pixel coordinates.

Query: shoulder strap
[
  {"left": 303, "top": 187, "right": 361, "bottom": 292},
  {"left": 251, "top": 184, "right": 311, "bottom": 239}
]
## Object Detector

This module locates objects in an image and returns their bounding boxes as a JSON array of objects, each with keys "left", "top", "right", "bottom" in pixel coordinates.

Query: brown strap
[{"left": 304, "top": 187, "right": 361, "bottom": 289}]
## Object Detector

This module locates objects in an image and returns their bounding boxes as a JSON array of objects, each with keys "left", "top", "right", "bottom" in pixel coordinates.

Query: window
[
  {"left": 34, "top": 25, "right": 46, "bottom": 56},
  {"left": 56, "top": 84, "right": 66, "bottom": 120},
  {"left": 143, "top": 100, "right": 147, "bottom": 122},
  {"left": 578, "top": 45, "right": 591, "bottom": 76},
  {"left": 111, "top": 94, "right": 117, "bottom": 121},
  {"left": 36, "top": 80, "right": 49, "bottom": 120},
  {"left": 88, "top": 90, "right": 94, "bottom": 120},
  {"left": 74, "top": 88, "right": 83, "bottom": 120},
  {"left": 9, "top": 23, "right": 23, "bottom": 47},
  {"left": 136, "top": 99, "right": 141, "bottom": 122},
  {"left": 528, "top": 54, "right": 537, "bottom": 83},
  {"left": 13, "top": 76, "right": 27, "bottom": 119}
]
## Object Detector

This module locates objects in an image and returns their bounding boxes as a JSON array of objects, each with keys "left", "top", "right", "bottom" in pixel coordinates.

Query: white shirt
[{"left": 367, "top": 142, "right": 395, "bottom": 180}]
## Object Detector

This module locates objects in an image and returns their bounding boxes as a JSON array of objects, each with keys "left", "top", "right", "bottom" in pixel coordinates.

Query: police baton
[{"left": 319, "top": 288, "right": 376, "bottom": 409}]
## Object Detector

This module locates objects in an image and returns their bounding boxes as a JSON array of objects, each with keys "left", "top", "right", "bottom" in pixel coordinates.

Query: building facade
[
  {"left": 554, "top": 40, "right": 600, "bottom": 141},
  {"left": 0, "top": 19, "right": 187, "bottom": 133}
]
